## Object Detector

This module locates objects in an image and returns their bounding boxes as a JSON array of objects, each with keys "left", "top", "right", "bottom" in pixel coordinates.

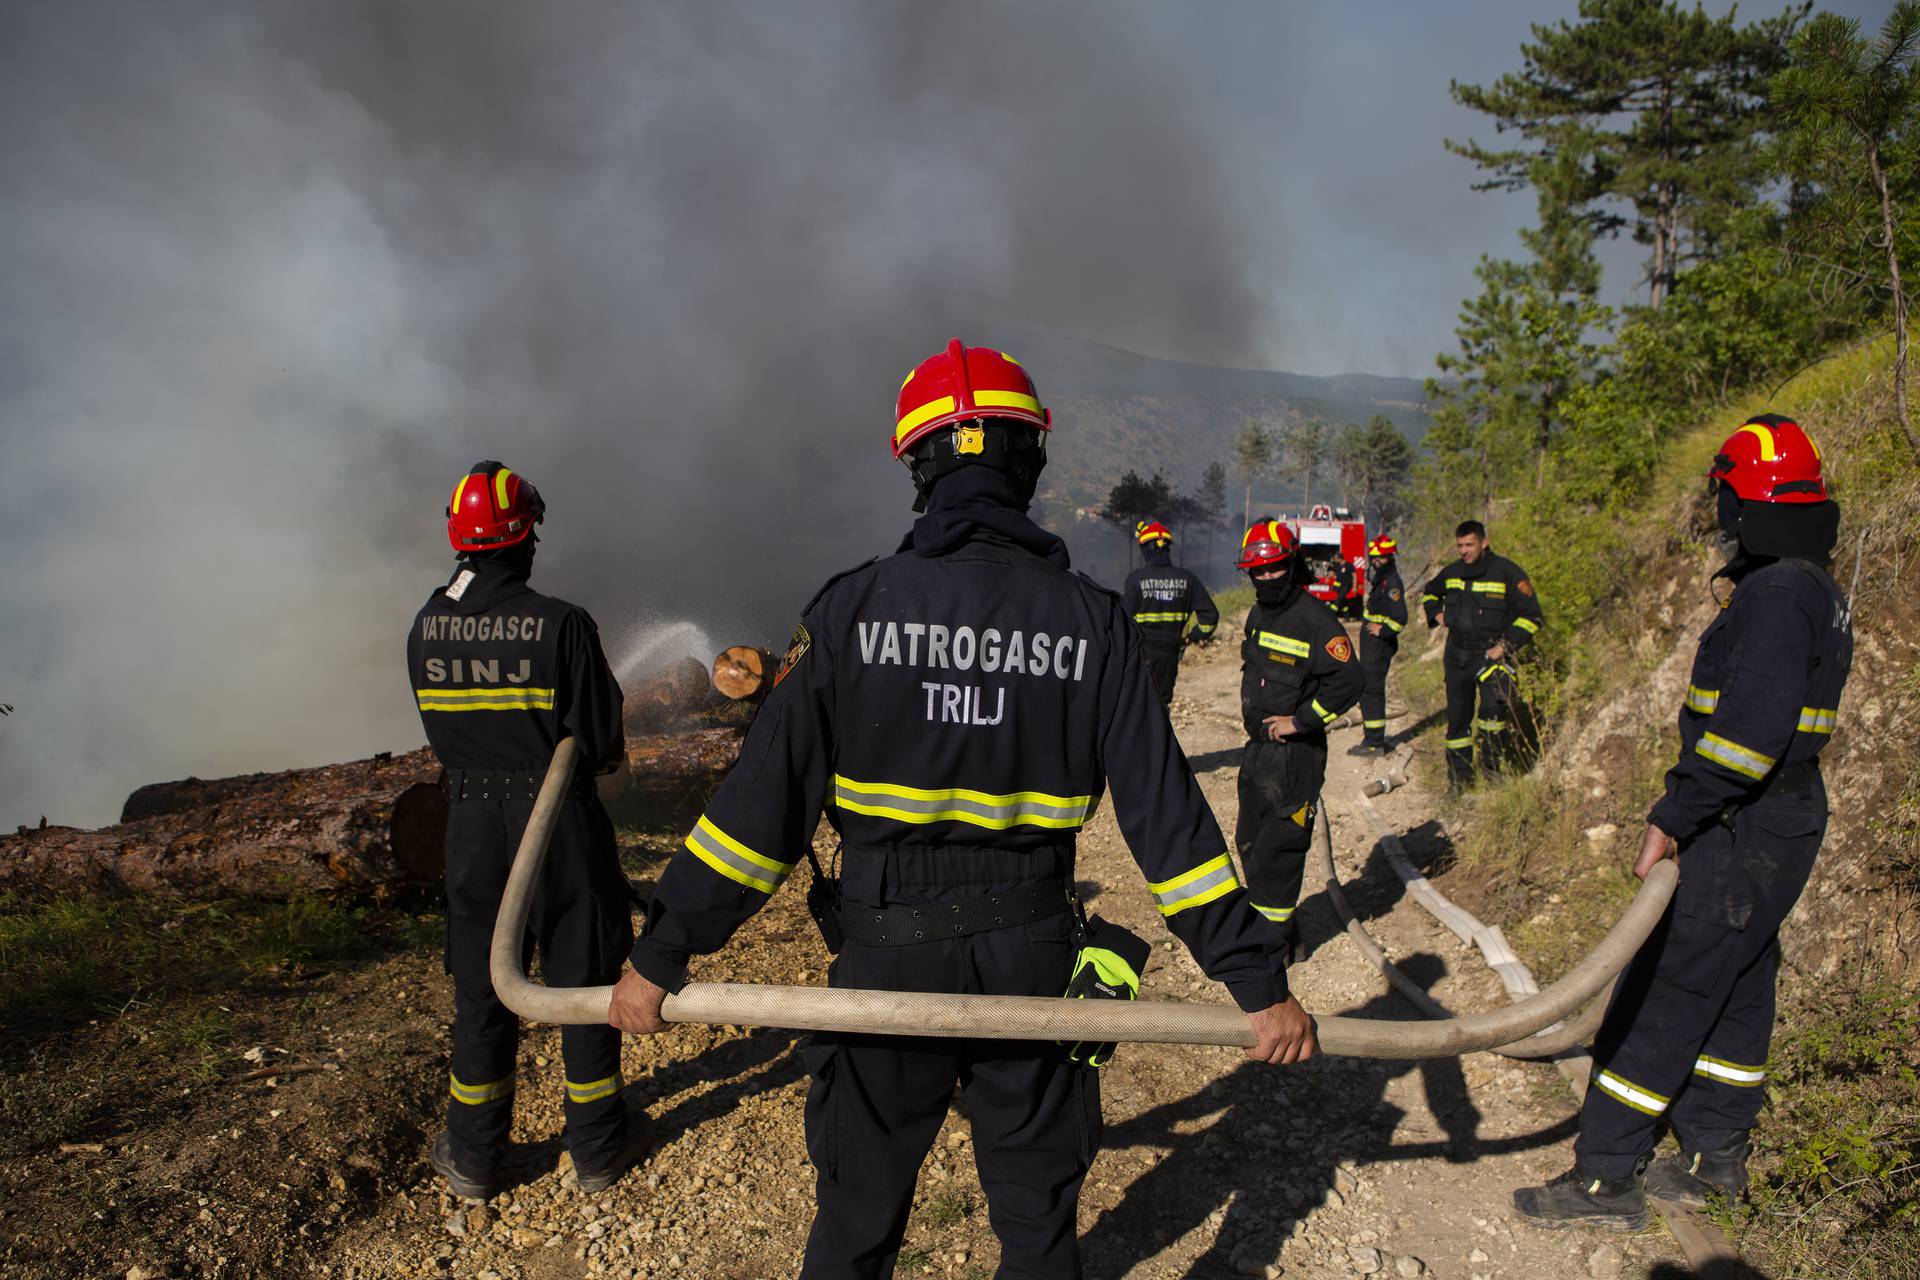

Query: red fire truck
[{"left": 1293, "top": 503, "right": 1368, "bottom": 618}]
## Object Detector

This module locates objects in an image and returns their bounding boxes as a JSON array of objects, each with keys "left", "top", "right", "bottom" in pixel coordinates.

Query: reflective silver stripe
[
  {"left": 1256, "top": 631, "right": 1311, "bottom": 658},
  {"left": 1147, "top": 853, "right": 1241, "bottom": 917},
  {"left": 1250, "top": 902, "right": 1294, "bottom": 922},
  {"left": 832, "top": 775, "right": 1091, "bottom": 831},
  {"left": 1474, "top": 717, "right": 1506, "bottom": 732},
  {"left": 1693, "top": 1056, "right": 1765, "bottom": 1086},
  {"left": 686, "top": 816, "right": 795, "bottom": 894},
  {"left": 1594, "top": 1069, "right": 1669, "bottom": 1115},
  {"left": 1444, "top": 736, "right": 1473, "bottom": 749},
  {"left": 1685, "top": 685, "right": 1720, "bottom": 714},
  {"left": 450, "top": 1073, "right": 515, "bottom": 1105},
  {"left": 1133, "top": 611, "right": 1189, "bottom": 624},
  {"left": 566, "top": 1073, "right": 623, "bottom": 1104},
  {"left": 1796, "top": 706, "right": 1837, "bottom": 734},
  {"left": 1363, "top": 719, "right": 1387, "bottom": 729},
  {"left": 1696, "top": 732, "right": 1775, "bottom": 781}
]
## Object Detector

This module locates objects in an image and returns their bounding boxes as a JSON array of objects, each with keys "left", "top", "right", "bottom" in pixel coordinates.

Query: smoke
[{"left": 0, "top": 0, "right": 1282, "bottom": 828}]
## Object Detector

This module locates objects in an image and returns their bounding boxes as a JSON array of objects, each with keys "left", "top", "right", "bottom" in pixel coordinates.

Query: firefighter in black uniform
[
  {"left": 1234, "top": 518, "right": 1365, "bottom": 957},
  {"left": 409, "top": 462, "right": 644, "bottom": 1200},
  {"left": 607, "top": 340, "right": 1314, "bottom": 1280},
  {"left": 1515, "top": 416, "right": 1852, "bottom": 1230},
  {"left": 1349, "top": 535, "right": 1408, "bottom": 758},
  {"left": 1122, "top": 518, "right": 1220, "bottom": 705},
  {"left": 1420, "top": 520, "right": 1544, "bottom": 791}
]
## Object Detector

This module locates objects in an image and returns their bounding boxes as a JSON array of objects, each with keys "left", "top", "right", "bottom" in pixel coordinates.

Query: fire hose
[{"left": 492, "top": 739, "right": 1673, "bottom": 1058}]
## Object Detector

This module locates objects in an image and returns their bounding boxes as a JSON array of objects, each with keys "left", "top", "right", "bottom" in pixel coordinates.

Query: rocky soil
[{"left": 2, "top": 626, "right": 1718, "bottom": 1279}]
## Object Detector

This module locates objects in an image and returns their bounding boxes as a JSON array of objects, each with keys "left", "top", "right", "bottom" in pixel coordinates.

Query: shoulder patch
[
  {"left": 773, "top": 621, "right": 811, "bottom": 688},
  {"left": 1389, "top": 587, "right": 1402, "bottom": 601},
  {"left": 802, "top": 556, "right": 880, "bottom": 616},
  {"left": 1516, "top": 579, "right": 1534, "bottom": 597},
  {"left": 1326, "top": 634, "right": 1353, "bottom": 663}
]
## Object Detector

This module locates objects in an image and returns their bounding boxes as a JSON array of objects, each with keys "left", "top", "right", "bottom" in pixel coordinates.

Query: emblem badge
[
  {"left": 773, "top": 621, "right": 811, "bottom": 687},
  {"left": 1326, "top": 635, "right": 1352, "bottom": 663}
]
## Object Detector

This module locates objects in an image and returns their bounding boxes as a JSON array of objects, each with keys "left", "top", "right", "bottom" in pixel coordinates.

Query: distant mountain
[{"left": 991, "top": 328, "right": 1433, "bottom": 515}]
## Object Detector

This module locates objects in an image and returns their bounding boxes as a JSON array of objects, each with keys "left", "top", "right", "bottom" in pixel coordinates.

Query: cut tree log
[
  {"left": 711, "top": 646, "right": 778, "bottom": 702},
  {"left": 609, "top": 726, "right": 745, "bottom": 822},
  {"left": 625, "top": 656, "right": 720, "bottom": 730},
  {"left": 1, "top": 749, "right": 448, "bottom": 899}
]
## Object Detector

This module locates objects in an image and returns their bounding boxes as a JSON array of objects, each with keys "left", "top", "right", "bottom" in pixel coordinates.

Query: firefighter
[
  {"left": 1420, "top": 520, "right": 1544, "bottom": 791},
  {"left": 409, "top": 462, "right": 644, "bottom": 1201},
  {"left": 1235, "top": 518, "right": 1364, "bottom": 957},
  {"left": 607, "top": 340, "right": 1314, "bottom": 1279},
  {"left": 1123, "top": 518, "right": 1220, "bottom": 705},
  {"left": 1349, "top": 536, "right": 1407, "bottom": 758},
  {"left": 1514, "top": 415, "right": 1852, "bottom": 1230}
]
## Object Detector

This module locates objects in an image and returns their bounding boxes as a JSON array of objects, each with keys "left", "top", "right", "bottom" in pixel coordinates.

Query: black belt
[
  {"left": 444, "top": 767, "right": 595, "bottom": 804},
  {"left": 1721, "top": 760, "right": 1821, "bottom": 827},
  {"left": 836, "top": 879, "right": 1071, "bottom": 948}
]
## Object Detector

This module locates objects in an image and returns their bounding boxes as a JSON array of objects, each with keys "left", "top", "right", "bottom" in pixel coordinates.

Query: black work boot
[
  {"left": 1646, "top": 1137, "right": 1751, "bottom": 1210},
  {"left": 1513, "top": 1159, "right": 1650, "bottom": 1232},
  {"left": 574, "top": 1092, "right": 655, "bottom": 1194},
  {"left": 430, "top": 1131, "right": 494, "bottom": 1202},
  {"left": 1347, "top": 739, "right": 1387, "bottom": 758}
]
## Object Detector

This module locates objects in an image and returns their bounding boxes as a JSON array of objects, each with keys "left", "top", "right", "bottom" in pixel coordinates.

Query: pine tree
[
  {"left": 1451, "top": 0, "right": 1802, "bottom": 308},
  {"left": 1233, "top": 420, "right": 1274, "bottom": 528}
]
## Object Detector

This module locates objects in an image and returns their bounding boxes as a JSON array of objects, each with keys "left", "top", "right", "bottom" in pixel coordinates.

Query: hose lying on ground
[
  {"left": 1309, "top": 801, "right": 1611, "bottom": 1060},
  {"left": 492, "top": 739, "right": 1673, "bottom": 1059}
]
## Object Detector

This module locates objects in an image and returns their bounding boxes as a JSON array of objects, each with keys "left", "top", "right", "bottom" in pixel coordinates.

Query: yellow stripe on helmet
[
  {"left": 974, "top": 389, "right": 1042, "bottom": 416},
  {"left": 493, "top": 466, "right": 514, "bottom": 513},
  {"left": 895, "top": 395, "right": 957, "bottom": 444},
  {"left": 1736, "top": 421, "right": 1778, "bottom": 461}
]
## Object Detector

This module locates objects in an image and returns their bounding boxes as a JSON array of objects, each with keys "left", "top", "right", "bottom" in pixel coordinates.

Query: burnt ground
[{"left": 1, "top": 631, "right": 1715, "bottom": 1280}]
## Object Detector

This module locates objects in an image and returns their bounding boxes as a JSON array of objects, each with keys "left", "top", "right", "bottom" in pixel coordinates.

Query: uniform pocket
[
  {"left": 802, "top": 1039, "right": 846, "bottom": 1182},
  {"left": 1655, "top": 900, "right": 1741, "bottom": 998},
  {"left": 1024, "top": 911, "right": 1078, "bottom": 998}
]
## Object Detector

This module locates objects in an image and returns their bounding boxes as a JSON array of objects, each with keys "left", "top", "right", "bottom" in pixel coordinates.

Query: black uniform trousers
[
  {"left": 443, "top": 794, "right": 634, "bottom": 1176},
  {"left": 1573, "top": 786, "right": 1825, "bottom": 1177},
  {"left": 1358, "top": 635, "right": 1397, "bottom": 746},
  {"left": 1145, "top": 644, "right": 1182, "bottom": 706},
  {"left": 1442, "top": 648, "right": 1513, "bottom": 785},
  {"left": 801, "top": 845, "right": 1097, "bottom": 1280},
  {"left": 1234, "top": 738, "right": 1327, "bottom": 931}
]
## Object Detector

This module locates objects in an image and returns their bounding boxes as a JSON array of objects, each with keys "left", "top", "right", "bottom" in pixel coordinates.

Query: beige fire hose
[{"left": 491, "top": 739, "right": 1674, "bottom": 1058}]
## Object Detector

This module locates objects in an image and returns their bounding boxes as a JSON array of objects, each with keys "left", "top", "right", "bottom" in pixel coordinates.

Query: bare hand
[
  {"left": 607, "top": 966, "right": 669, "bottom": 1034},
  {"left": 1366, "top": 622, "right": 1383, "bottom": 637},
  {"left": 1632, "top": 823, "right": 1677, "bottom": 881},
  {"left": 1263, "top": 715, "right": 1298, "bottom": 742},
  {"left": 1486, "top": 642, "right": 1507, "bottom": 661},
  {"left": 1246, "top": 997, "right": 1317, "bottom": 1065}
]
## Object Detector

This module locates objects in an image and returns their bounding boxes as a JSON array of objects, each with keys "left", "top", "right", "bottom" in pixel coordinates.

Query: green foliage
[{"left": 1331, "top": 415, "right": 1416, "bottom": 528}]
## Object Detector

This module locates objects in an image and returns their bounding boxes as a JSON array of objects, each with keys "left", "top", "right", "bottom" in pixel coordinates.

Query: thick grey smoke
[{"left": 0, "top": 1, "right": 1289, "bottom": 828}]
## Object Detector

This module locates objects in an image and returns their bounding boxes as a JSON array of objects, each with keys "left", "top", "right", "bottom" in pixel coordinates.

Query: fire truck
[{"left": 1292, "top": 503, "right": 1368, "bottom": 618}]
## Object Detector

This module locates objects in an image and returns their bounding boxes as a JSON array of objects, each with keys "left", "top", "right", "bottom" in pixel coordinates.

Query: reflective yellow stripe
[
  {"left": 1736, "top": 421, "right": 1778, "bottom": 461},
  {"left": 1594, "top": 1069, "right": 1669, "bottom": 1115},
  {"left": 974, "top": 389, "right": 1042, "bottom": 416},
  {"left": 566, "top": 1073, "right": 623, "bottom": 1104},
  {"left": 832, "top": 775, "right": 1091, "bottom": 830},
  {"left": 1421, "top": 592, "right": 1440, "bottom": 603},
  {"left": 1478, "top": 664, "right": 1512, "bottom": 683},
  {"left": 1796, "top": 706, "right": 1837, "bottom": 734},
  {"left": 1250, "top": 902, "right": 1294, "bottom": 923},
  {"left": 450, "top": 474, "right": 473, "bottom": 514},
  {"left": 417, "top": 687, "right": 557, "bottom": 712},
  {"left": 1511, "top": 616, "right": 1539, "bottom": 634},
  {"left": 1474, "top": 717, "right": 1506, "bottom": 732},
  {"left": 685, "top": 815, "right": 795, "bottom": 894},
  {"left": 1362, "top": 611, "right": 1405, "bottom": 632},
  {"left": 493, "top": 466, "right": 514, "bottom": 512},
  {"left": 895, "top": 395, "right": 956, "bottom": 443},
  {"left": 1362, "top": 719, "right": 1387, "bottom": 729},
  {"left": 1444, "top": 577, "right": 1465, "bottom": 590},
  {"left": 1194, "top": 621, "right": 1217, "bottom": 636},
  {"left": 449, "top": 1072, "right": 515, "bottom": 1105},
  {"left": 1685, "top": 685, "right": 1720, "bottom": 714},
  {"left": 1256, "top": 631, "right": 1311, "bottom": 657},
  {"left": 1133, "top": 611, "right": 1190, "bottom": 624},
  {"left": 1311, "top": 699, "right": 1337, "bottom": 725},
  {"left": 1693, "top": 1055, "right": 1765, "bottom": 1086},
  {"left": 1469, "top": 581, "right": 1507, "bottom": 595},
  {"left": 1445, "top": 736, "right": 1474, "bottom": 749},
  {"left": 1696, "top": 732, "right": 1776, "bottom": 780},
  {"left": 1147, "top": 853, "right": 1241, "bottom": 917}
]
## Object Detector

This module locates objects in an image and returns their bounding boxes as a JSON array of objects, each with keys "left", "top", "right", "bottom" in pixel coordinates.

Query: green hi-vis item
[{"left": 1063, "top": 916, "right": 1154, "bottom": 1067}]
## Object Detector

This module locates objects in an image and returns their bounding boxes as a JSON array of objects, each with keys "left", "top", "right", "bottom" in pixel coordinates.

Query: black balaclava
[
  {"left": 462, "top": 535, "right": 536, "bottom": 579},
  {"left": 904, "top": 464, "right": 1069, "bottom": 567},
  {"left": 1143, "top": 543, "right": 1172, "bottom": 567},
  {"left": 1250, "top": 561, "right": 1300, "bottom": 608},
  {"left": 1716, "top": 484, "right": 1841, "bottom": 574}
]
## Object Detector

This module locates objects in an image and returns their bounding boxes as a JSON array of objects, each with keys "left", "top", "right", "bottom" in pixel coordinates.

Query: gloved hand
[{"left": 1063, "top": 916, "right": 1153, "bottom": 1067}]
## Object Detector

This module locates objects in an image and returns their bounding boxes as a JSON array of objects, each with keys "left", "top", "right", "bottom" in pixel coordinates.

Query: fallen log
[
  {"left": 1, "top": 750, "right": 447, "bottom": 900},
  {"left": 625, "top": 656, "right": 719, "bottom": 730},
  {"left": 610, "top": 726, "right": 744, "bottom": 823},
  {"left": 712, "top": 646, "right": 778, "bottom": 702}
]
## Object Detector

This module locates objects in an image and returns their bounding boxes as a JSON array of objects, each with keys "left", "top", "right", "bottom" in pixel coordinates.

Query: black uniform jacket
[
  {"left": 407, "top": 560, "right": 625, "bottom": 774},
  {"left": 1123, "top": 563, "right": 1220, "bottom": 651},
  {"left": 1420, "top": 551, "right": 1544, "bottom": 656},
  {"left": 1362, "top": 562, "right": 1409, "bottom": 649},
  {"left": 632, "top": 526, "right": 1291, "bottom": 1014},
  {"left": 1240, "top": 584, "right": 1365, "bottom": 740},
  {"left": 1649, "top": 557, "right": 1852, "bottom": 843}
]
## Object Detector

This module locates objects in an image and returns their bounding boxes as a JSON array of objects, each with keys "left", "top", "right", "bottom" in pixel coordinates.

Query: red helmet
[
  {"left": 893, "top": 338, "right": 1051, "bottom": 458},
  {"left": 1710, "top": 414, "right": 1828, "bottom": 504},
  {"left": 1367, "top": 535, "right": 1398, "bottom": 558},
  {"left": 1136, "top": 519, "right": 1172, "bottom": 547},
  {"left": 1237, "top": 518, "right": 1298, "bottom": 571},
  {"left": 446, "top": 461, "right": 544, "bottom": 554}
]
